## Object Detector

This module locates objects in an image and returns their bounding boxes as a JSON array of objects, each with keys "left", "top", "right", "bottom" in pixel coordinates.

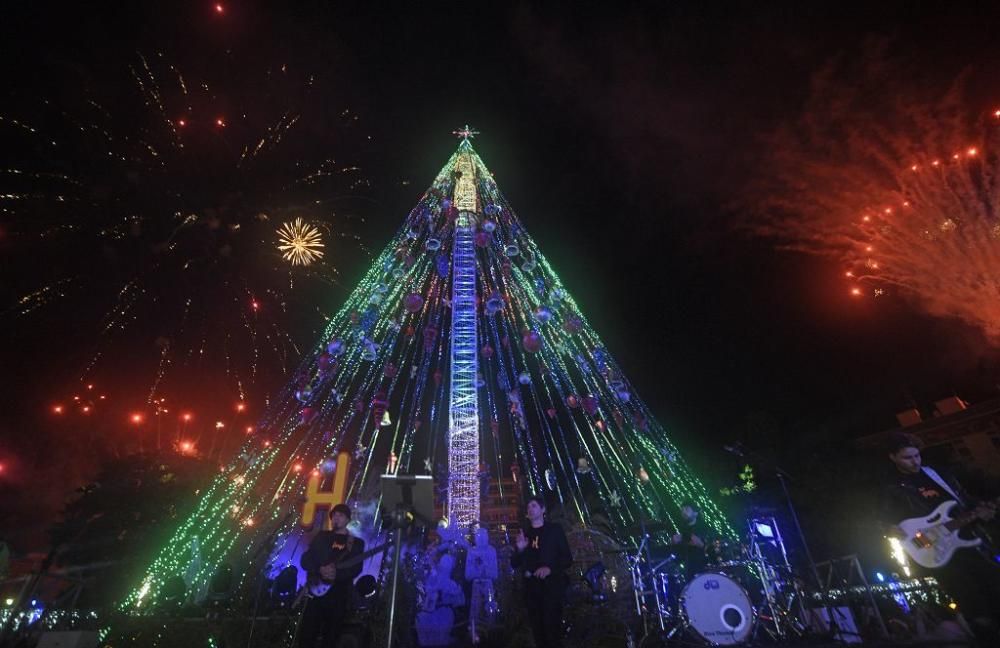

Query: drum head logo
[{"left": 703, "top": 579, "right": 720, "bottom": 590}]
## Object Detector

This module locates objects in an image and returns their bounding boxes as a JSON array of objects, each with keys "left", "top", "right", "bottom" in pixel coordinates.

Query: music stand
[{"left": 380, "top": 474, "right": 434, "bottom": 648}]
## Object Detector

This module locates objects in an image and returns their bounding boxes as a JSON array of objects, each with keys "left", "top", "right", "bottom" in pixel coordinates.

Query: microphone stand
[
  {"left": 246, "top": 509, "right": 295, "bottom": 648},
  {"left": 727, "top": 444, "right": 841, "bottom": 640}
]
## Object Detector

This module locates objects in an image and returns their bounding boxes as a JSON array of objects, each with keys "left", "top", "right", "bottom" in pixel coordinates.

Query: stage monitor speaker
[{"left": 37, "top": 631, "right": 100, "bottom": 648}]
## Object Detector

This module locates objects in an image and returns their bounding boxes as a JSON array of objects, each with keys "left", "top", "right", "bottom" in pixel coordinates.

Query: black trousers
[
  {"left": 523, "top": 574, "right": 566, "bottom": 648},
  {"left": 299, "top": 589, "right": 352, "bottom": 648},
  {"left": 921, "top": 549, "right": 1000, "bottom": 644}
]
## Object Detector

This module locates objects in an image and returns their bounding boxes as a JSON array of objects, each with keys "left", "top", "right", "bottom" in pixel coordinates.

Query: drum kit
[{"left": 573, "top": 514, "right": 810, "bottom": 646}]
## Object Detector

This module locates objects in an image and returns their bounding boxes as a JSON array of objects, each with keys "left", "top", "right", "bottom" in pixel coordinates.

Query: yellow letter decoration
[{"left": 300, "top": 451, "right": 351, "bottom": 530}]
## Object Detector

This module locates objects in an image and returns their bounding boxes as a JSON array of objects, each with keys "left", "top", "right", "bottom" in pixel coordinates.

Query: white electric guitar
[
  {"left": 897, "top": 498, "right": 998, "bottom": 569},
  {"left": 296, "top": 541, "right": 388, "bottom": 604}
]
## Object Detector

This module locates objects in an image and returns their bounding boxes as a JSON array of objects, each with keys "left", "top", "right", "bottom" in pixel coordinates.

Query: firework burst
[
  {"left": 747, "top": 68, "right": 1000, "bottom": 343},
  {"left": 277, "top": 217, "right": 325, "bottom": 266},
  {"left": 1, "top": 47, "right": 373, "bottom": 428}
]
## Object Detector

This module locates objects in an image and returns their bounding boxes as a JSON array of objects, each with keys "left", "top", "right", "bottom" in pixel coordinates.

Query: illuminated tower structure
[
  {"left": 120, "top": 129, "right": 735, "bottom": 612},
  {"left": 447, "top": 145, "right": 481, "bottom": 527}
]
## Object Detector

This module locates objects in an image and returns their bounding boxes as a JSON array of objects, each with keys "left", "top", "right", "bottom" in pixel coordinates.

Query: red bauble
[
  {"left": 522, "top": 331, "right": 543, "bottom": 353},
  {"left": 403, "top": 292, "right": 424, "bottom": 313},
  {"left": 474, "top": 231, "right": 490, "bottom": 247}
]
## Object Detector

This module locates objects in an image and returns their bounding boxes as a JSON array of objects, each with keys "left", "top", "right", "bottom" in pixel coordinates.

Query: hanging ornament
[
  {"left": 436, "top": 253, "right": 449, "bottom": 278},
  {"left": 637, "top": 466, "right": 650, "bottom": 482},
  {"left": 485, "top": 292, "right": 505, "bottom": 315},
  {"left": 474, "top": 231, "right": 490, "bottom": 247},
  {"left": 326, "top": 338, "right": 345, "bottom": 356},
  {"left": 405, "top": 325, "right": 416, "bottom": 338},
  {"left": 361, "top": 306, "right": 378, "bottom": 333},
  {"left": 480, "top": 344, "right": 494, "bottom": 359},
  {"left": 368, "top": 292, "right": 384, "bottom": 306},
  {"left": 595, "top": 420, "right": 606, "bottom": 432},
  {"left": 563, "top": 316, "right": 583, "bottom": 334},
  {"left": 484, "top": 204, "right": 500, "bottom": 217},
  {"left": 299, "top": 407, "right": 317, "bottom": 425},
  {"left": 576, "top": 457, "right": 592, "bottom": 474},
  {"left": 407, "top": 226, "right": 420, "bottom": 239},
  {"left": 317, "top": 353, "right": 335, "bottom": 372},
  {"left": 320, "top": 457, "right": 337, "bottom": 474},
  {"left": 482, "top": 219, "right": 497, "bottom": 232},
  {"left": 660, "top": 447, "right": 678, "bottom": 463},
  {"left": 362, "top": 337, "right": 379, "bottom": 361},
  {"left": 388, "top": 317, "right": 402, "bottom": 332},
  {"left": 423, "top": 326, "right": 438, "bottom": 352},
  {"left": 582, "top": 395, "right": 599, "bottom": 416},
  {"left": 371, "top": 391, "right": 388, "bottom": 422},
  {"left": 410, "top": 365, "right": 419, "bottom": 379},
  {"left": 545, "top": 469, "right": 556, "bottom": 490},
  {"left": 608, "top": 491, "right": 622, "bottom": 508},
  {"left": 504, "top": 244, "right": 520, "bottom": 257},
  {"left": 295, "top": 387, "right": 314, "bottom": 404},
  {"left": 551, "top": 287, "right": 568, "bottom": 302},
  {"left": 566, "top": 394, "right": 580, "bottom": 408},
  {"left": 518, "top": 371, "right": 531, "bottom": 385},
  {"left": 425, "top": 238, "right": 441, "bottom": 251},
  {"left": 388, "top": 451, "right": 398, "bottom": 472},
  {"left": 533, "top": 305, "right": 553, "bottom": 324},
  {"left": 354, "top": 444, "right": 368, "bottom": 461},
  {"left": 380, "top": 411, "right": 393, "bottom": 427},
  {"left": 545, "top": 408, "right": 557, "bottom": 420},
  {"left": 392, "top": 267, "right": 405, "bottom": 279},
  {"left": 522, "top": 331, "right": 543, "bottom": 353},
  {"left": 384, "top": 362, "right": 399, "bottom": 378},
  {"left": 403, "top": 293, "right": 424, "bottom": 313},
  {"left": 521, "top": 258, "right": 537, "bottom": 272}
]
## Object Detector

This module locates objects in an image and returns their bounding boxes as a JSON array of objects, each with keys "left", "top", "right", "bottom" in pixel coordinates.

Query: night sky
[{"left": 4, "top": 1, "right": 1000, "bottom": 551}]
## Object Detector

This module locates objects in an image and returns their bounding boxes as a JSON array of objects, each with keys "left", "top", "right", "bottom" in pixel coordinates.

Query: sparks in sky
[
  {"left": 276, "top": 217, "right": 325, "bottom": 266},
  {"left": 748, "top": 69, "right": 1000, "bottom": 344}
]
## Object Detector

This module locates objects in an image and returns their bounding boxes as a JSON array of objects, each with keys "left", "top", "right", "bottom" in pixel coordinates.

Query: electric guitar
[
  {"left": 297, "top": 540, "right": 388, "bottom": 603},
  {"left": 897, "top": 498, "right": 998, "bottom": 569}
]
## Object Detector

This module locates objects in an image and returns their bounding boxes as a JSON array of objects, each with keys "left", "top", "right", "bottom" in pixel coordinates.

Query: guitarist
[
  {"left": 880, "top": 432, "right": 999, "bottom": 644},
  {"left": 299, "top": 503, "right": 366, "bottom": 648}
]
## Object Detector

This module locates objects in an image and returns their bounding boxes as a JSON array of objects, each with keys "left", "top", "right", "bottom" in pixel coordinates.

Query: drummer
[{"left": 670, "top": 501, "right": 713, "bottom": 573}]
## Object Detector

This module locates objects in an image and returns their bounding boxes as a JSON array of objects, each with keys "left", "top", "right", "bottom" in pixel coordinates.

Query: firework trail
[
  {"left": 747, "top": 67, "right": 1000, "bottom": 342},
  {"left": 0, "top": 48, "right": 375, "bottom": 450}
]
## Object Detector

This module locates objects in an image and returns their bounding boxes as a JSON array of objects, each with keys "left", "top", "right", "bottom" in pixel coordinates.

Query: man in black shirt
[
  {"left": 298, "top": 503, "right": 366, "bottom": 648},
  {"left": 511, "top": 494, "right": 573, "bottom": 648},
  {"left": 879, "top": 433, "right": 998, "bottom": 645},
  {"left": 671, "top": 501, "right": 711, "bottom": 574}
]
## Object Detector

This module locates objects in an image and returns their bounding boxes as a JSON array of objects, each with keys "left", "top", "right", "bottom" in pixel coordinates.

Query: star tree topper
[{"left": 452, "top": 124, "right": 480, "bottom": 141}]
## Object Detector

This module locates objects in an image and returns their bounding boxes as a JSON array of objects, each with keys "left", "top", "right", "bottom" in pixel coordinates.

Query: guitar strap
[{"left": 921, "top": 467, "right": 963, "bottom": 504}]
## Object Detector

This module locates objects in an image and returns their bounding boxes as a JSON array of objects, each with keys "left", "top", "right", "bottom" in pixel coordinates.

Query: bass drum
[{"left": 680, "top": 572, "right": 754, "bottom": 645}]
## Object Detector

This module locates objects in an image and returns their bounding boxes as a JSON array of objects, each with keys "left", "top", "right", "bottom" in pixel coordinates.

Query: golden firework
[{"left": 276, "top": 217, "right": 324, "bottom": 266}]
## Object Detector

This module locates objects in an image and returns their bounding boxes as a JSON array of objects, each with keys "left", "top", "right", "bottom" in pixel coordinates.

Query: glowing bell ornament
[
  {"left": 518, "top": 371, "right": 531, "bottom": 385},
  {"left": 482, "top": 219, "right": 497, "bottom": 233},
  {"left": 534, "top": 305, "right": 553, "bottom": 324},
  {"left": 522, "top": 331, "right": 543, "bottom": 353},
  {"left": 485, "top": 292, "right": 505, "bottom": 315},
  {"left": 404, "top": 292, "right": 424, "bottom": 313},
  {"left": 380, "top": 411, "right": 393, "bottom": 427}
]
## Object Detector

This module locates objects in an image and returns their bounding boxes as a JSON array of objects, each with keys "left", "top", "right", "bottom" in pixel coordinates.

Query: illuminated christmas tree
[{"left": 120, "top": 131, "right": 734, "bottom": 612}]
